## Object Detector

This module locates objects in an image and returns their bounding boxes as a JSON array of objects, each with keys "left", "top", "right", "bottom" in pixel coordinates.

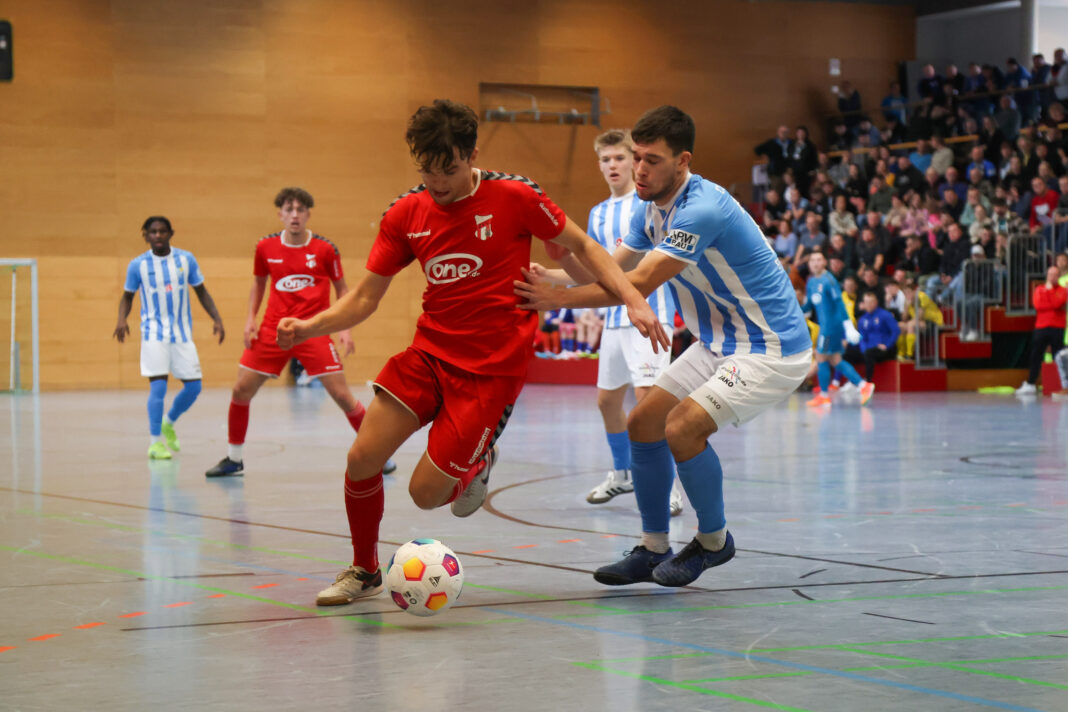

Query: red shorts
[
  {"left": 374, "top": 347, "right": 522, "bottom": 478},
  {"left": 239, "top": 324, "right": 342, "bottom": 378}
]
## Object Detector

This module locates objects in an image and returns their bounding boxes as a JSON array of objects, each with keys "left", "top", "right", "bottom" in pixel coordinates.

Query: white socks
[
  {"left": 228, "top": 444, "right": 244, "bottom": 462},
  {"left": 696, "top": 528, "right": 727, "bottom": 552},
  {"left": 641, "top": 532, "right": 670, "bottom": 554}
]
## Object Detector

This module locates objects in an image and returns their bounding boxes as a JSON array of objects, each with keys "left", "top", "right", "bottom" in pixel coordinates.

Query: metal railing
[
  {"left": 1005, "top": 231, "right": 1049, "bottom": 314},
  {"left": 0, "top": 258, "right": 39, "bottom": 393}
]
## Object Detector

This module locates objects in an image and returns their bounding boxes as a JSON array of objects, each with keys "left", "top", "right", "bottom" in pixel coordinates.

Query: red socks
[
  {"left": 228, "top": 400, "right": 250, "bottom": 444},
  {"left": 344, "top": 472, "right": 384, "bottom": 572},
  {"left": 345, "top": 402, "right": 366, "bottom": 433},
  {"left": 443, "top": 455, "right": 488, "bottom": 504}
]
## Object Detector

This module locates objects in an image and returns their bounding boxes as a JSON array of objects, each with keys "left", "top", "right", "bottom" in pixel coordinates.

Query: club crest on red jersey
[
  {"left": 475, "top": 214, "right": 493, "bottom": 241},
  {"left": 305, "top": 253, "right": 317, "bottom": 269}
]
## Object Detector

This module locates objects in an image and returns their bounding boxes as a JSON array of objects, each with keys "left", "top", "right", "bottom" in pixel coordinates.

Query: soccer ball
[{"left": 386, "top": 538, "right": 464, "bottom": 617}]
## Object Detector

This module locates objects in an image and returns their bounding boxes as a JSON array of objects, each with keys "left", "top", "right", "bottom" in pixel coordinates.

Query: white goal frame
[{"left": 1, "top": 258, "right": 39, "bottom": 393}]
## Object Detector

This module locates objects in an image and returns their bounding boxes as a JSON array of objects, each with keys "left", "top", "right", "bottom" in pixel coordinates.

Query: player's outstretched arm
[
  {"left": 192, "top": 284, "right": 225, "bottom": 344},
  {"left": 330, "top": 278, "right": 355, "bottom": 356},
  {"left": 113, "top": 291, "right": 135, "bottom": 343},
  {"left": 244, "top": 275, "right": 268, "bottom": 349},
  {"left": 278, "top": 272, "right": 392, "bottom": 350}
]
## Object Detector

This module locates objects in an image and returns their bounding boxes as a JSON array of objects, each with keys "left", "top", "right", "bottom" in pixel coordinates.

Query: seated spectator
[
  {"left": 763, "top": 188, "right": 787, "bottom": 228},
  {"left": 917, "top": 63, "right": 945, "bottom": 104},
  {"left": 898, "top": 192, "right": 929, "bottom": 239},
  {"left": 1035, "top": 141, "right": 1064, "bottom": 177},
  {"left": 979, "top": 117, "right": 1006, "bottom": 164},
  {"left": 857, "top": 264, "right": 886, "bottom": 312},
  {"left": 867, "top": 176, "right": 894, "bottom": 214},
  {"left": 942, "top": 186, "right": 965, "bottom": 222},
  {"left": 754, "top": 125, "right": 793, "bottom": 186},
  {"left": 819, "top": 152, "right": 850, "bottom": 187},
  {"left": 791, "top": 126, "right": 819, "bottom": 193},
  {"left": 1016, "top": 265, "right": 1067, "bottom": 395},
  {"left": 933, "top": 222, "right": 971, "bottom": 300},
  {"left": 900, "top": 233, "right": 940, "bottom": 278},
  {"left": 882, "top": 117, "right": 909, "bottom": 145},
  {"left": 1054, "top": 175, "right": 1068, "bottom": 225},
  {"left": 908, "top": 138, "right": 933, "bottom": 173},
  {"left": 784, "top": 185, "right": 809, "bottom": 228},
  {"left": 1001, "top": 154, "right": 1026, "bottom": 189},
  {"left": 885, "top": 193, "right": 909, "bottom": 233},
  {"left": 893, "top": 154, "right": 927, "bottom": 196},
  {"left": 959, "top": 186, "right": 992, "bottom": 228},
  {"left": 1009, "top": 181, "right": 1031, "bottom": 220},
  {"left": 829, "top": 194, "right": 859, "bottom": 238},
  {"left": 884, "top": 280, "right": 907, "bottom": 320},
  {"left": 857, "top": 291, "right": 901, "bottom": 380},
  {"left": 995, "top": 94, "right": 1022, "bottom": 140},
  {"left": 899, "top": 278, "right": 944, "bottom": 360},
  {"left": 1040, "top": 102, "right": 1066, "bottom": 135},
  {"left": 1038, "top": 161, "right": 1060, "bottom": 192},
  {"left": 966, "top": 144, "right": 997, "bottom": 180},
  {"left": 826, "top": 231, "right": 858, "bottom": 272},
  {"left": 1017, "top": 134, "right": 1040, "bottom": 183},
  {"left": 943, "top": 166, "right": 968, "bottom": 202},
  {"left": 854, "top": 116, "right": 881, "bottom": 148},
  {"left": 997, "top": 141, "right": 1017, "bottom": 180},
  {"left": 856, "top": 227, "right": 886, "bottom": 274},
  {"left": 991, "top": 196, "right": 1024, "bottom": 236},
  {"left": 929, "top": 134, "right": 955, "bottom": 176},
  {"left": 796, "top": 212, "right": 828, "bottom": 256},
  {"left": 845, "top": 162, "right": 868, "bottom": 199},
  {"left": 1029, "top": 175, "right": 1060, "bottom": 232},
  {"left": 967, "top": 165, "right": 995, "bottom": 201},
  {"left": 975, "top": 225, "right": 997, "bottom": 257},
  {"left": 829, "top": 121, "right": 853, "bottom": 152},
  {"left": 881, "top": 81, "right": 908, "bottom": 124},
  {"left": 772, "top": 219, "right": 798, "bottom": 259},
  {"left": 968, "top": 204, "right": 994, "bottom": 243},
  {"left": 842, "top": 274, "right": 860, "bottom": 319}
]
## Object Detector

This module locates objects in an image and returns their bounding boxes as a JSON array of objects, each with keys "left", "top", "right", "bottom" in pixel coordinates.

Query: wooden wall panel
[{"left": 0, "top": 0, "right": 914, "bottom": 390}]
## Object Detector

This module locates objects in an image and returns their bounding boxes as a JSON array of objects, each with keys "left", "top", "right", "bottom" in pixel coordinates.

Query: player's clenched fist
[{"left": 276, "top": 317, "right": 307, "bottom": 350}]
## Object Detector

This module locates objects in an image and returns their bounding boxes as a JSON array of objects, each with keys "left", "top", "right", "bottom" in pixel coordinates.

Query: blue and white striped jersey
[
  {"left": 124, "top": 248, "right": 204, "bottom": 343},
  {"left": 623, "top": 174, "right": 809, "bottom": 357},
  {"left": 587, "top": 190, "right": 676, "bottom": 328}
]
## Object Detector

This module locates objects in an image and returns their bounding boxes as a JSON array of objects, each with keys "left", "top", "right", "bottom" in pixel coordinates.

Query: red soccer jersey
[
  {"left": 367, "top": 170, "right": 567, "bottom": 376},
  {"left": 254, "top": 231, "right": 344, "bottom": 327}
]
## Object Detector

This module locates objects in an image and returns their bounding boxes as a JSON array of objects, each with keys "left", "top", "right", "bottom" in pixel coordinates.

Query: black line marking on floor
[
  {"left": 152, "top": 572, "right": 256, "bottom": 579},
  {"left": 799, "top": 568, "right": 827, "bottom": 579},
  {"left": 5, "top": 486, "right": 1067, "bottom": 595},
  {"left": 792, "top": 588, "right": 814, "bottom": 600},
  {"left": 1018, "top": 549, "right": 1068, "bottom": 559},
  {"left": 861, "top": 612, "right": 935, "bottom": 625},
  {"left": 1049, "top": 635, "right": 1068, "bottom": 638},
  {"left": 876, "top": 554, "right": 930, "bottom": 562}
]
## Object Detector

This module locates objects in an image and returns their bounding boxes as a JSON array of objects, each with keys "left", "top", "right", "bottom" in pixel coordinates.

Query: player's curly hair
[
  {"left": 632, "top": 105, "right": 695, "bottom": 156},
  {"left": 274, "top": 187, "right": 314, "bottom": 209},
  {"left": 406, "top": 99, "right": 478, "bottom": 172},
  {"left": 141, "top": 216, "right": 173, "bottom": 233}
]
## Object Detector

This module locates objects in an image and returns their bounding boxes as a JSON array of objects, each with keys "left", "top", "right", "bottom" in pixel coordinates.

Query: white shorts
[
  {"left": 140, "top": 341, "right": 202, "bottom": 380},
  {"left": 656, "top": 342, "right": 811, "bottom": 428},
  {"left": 597, "top": 326, "right": 673, "bottom": 390}
]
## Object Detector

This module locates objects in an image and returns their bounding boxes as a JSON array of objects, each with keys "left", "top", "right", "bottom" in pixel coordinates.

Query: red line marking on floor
[
  {"left": 957, "top": 505, "right": 983, "bottom": 510},
  {"left": 28, "top": 634, "right": 60, "bottom": 642},
  {"left": 163, "top": 602, "right": 192, "bottom": 608},
  {"left": 74, "top": 622, "right": 105, "bottom": 629},
  {"left": 1005, "top": 502, "right": 1027, "bottom": 507},
  {"left": 472, "top": 550, "right": 495, "bottom": 554},
  {"left": 600, "top": 534, "right": 618, "bottom": 538},
  {"left": 0, "top": 646, "right": 15, "bottom": 653},
  {"left": 778, "top": 518, "right": 800, "bottom": 522},
  {"left": 296, "top": 577, "right": 308, "bottom": 581},
  {"left": 252, "top": 583, "right": 278, "bottom": 589},
  {"left": 119, "top": 612, "right": 146, "bottom": 618},
  {"left": 513, "top": 544, "right": 537, "bottom": 549},
  {"left": 207, "top": 594, "right": 226, "bottom": 599},
  {"left": 557, "top": 539, "right": 581, "bottom": 543}
]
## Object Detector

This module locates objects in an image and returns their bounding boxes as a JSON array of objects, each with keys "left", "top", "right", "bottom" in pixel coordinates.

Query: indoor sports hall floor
[{"left": 2, "top": 385, "right": 1067, "bottom": 711}]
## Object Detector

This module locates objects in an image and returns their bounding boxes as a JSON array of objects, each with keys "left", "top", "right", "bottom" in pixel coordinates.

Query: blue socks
[
  {"left": 676, "top": 445, "right": 725, "bottom": 534},
  {"left": 817, "top": 361, "right": 832, "bottom": 392},
  {"left": 606, "top": 430, "right": 630, "bottom": 471},
  {"left": 147, "top": 378, "right": 167, "bottom": 436},
  {"left": 834, "top": 360, "right": 863, "bottom": 386},
  {"left": 630, "top": 439, "right": 675, "bottom": 533},
  {"left": 167, "top": 379, "right": 202, "bottom": 423}
]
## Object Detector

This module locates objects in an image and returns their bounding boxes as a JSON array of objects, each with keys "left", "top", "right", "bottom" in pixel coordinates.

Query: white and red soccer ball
[{"left": 385, "top": 538, "right": 465, "bottom": 617}]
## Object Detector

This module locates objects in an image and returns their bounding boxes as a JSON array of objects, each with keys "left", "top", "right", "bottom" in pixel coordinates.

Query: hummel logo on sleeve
[{"left": 665, "top": 229, "right": 699, "bottom": 253}]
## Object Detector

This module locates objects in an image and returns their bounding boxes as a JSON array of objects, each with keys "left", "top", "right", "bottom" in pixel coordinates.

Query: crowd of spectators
[{"left": 754, "top": 50, "right": 1068, "bottom": 353}]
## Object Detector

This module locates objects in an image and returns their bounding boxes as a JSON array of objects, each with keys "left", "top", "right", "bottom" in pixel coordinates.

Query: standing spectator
[
  {"left": 829, "top": 121, "right": 853, "bottom": 151},
  {"left": 856, "top": 291, "right": 900, "bottom": 380},
  {"left": 1029, "top": 175, "right": 1060, "bottom": 232},
  {"left": 845, "top": 163, "right": 868, "bottom": 200},
  {"left": 945, "top": 64, "right": 965, "bottom": 95},
  {"left": 881, "top": 81, "right": 908, "bottom": 124},
  {"left": 963, "top": 62, "right": 992, "bottom": 117},
  {"left": 1005, "top": 57, "right": 1035, "bottom": 122},
  {"left": 979, "top": 116, "right": 1007, "bottom": 163},
  {"left": 1016, "top": 265, "right": 1067, "bottom": 395},
  {"left": 791, "top": 126, "right": 819, "bottom": 194},
  {"left": 929, "top": 133, "right": 955, "bottom": 176},
  {"left": 1032, "top": 54, "right": 1055, "bottom": 113},
  {"left": 995, "top": 95, "right": 1022, "bottom": 140},
  {"left": 1054, "top": 48, "right": 1067, "bottom": 79},
  {"left": 1017, "top": 134, "right": 1040, "bottom": 183},
  {"left": 917, "top": 64, "right": 945, "bottom": 104},
  {"left": 1057, "top": 49, "right": 1068, "bottom": 102},
  {"left": 837, "top": 81, "right": 862, "bottom": 130},
  {"left": 867, "top": 176, "right": 894, "bottom": 214},
  {"left": 755, "top": 125, "right": 793, "bottom": 188}
]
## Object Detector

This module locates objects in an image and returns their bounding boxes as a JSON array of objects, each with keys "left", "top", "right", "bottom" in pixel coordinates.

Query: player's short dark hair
[
  {"left": 406, "top": 99, "right": 479, "bottom": 172},
  {"left": 141, "top": 216, "right": 172, "bottom": 233},
  {"left": 594, "top": 129, "right": 633, "bottom": 154},
  {"left": 631, "top": 105, "right": 695, "bottom": 156},
  {"left": 274, "top": 187, "right": 314, "bottom": 209}
]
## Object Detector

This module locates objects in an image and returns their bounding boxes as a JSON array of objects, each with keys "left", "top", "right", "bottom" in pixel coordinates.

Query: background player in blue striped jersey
[
  {"left": 114, "top": 217, "right": 225, "bottom": 459},
  {"left": 517, "top": 106, "right": 812, "bottom": 587},
  {"left": 530, "top": 129, "right": 683, "bottom": 515},
  {"left": 802, "top": 251, "right": 873, "bottom": 408}
]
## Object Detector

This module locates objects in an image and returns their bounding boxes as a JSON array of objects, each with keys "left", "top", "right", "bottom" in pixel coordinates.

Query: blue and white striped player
[
  {"left": 802, "top": 251, "right": 873, "bottom": 408},
  {"left": 517, "top": 106, "right": 812, "bottom": 587},
  {"left": 531, "top": 129, "right": 684, "bottom": 516},
  {"left": 114, "top": 216, "right": 225, "bottom": 460}
]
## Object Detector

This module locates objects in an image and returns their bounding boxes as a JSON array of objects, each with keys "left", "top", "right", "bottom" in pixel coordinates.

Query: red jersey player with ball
[
  {"left": 206, "top": 188, "right": 394, "bottom": 477},
  {"left": 277, "top": 100, "right": 668, "bottom": 606}
]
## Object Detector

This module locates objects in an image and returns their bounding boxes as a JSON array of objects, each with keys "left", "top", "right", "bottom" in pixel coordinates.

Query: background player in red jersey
[
  {"left": 205, "top": 187, "right": 395, "bottom": 477},
  {"left": 276, "top": 100, "right": 668, "bottom": 606}
]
